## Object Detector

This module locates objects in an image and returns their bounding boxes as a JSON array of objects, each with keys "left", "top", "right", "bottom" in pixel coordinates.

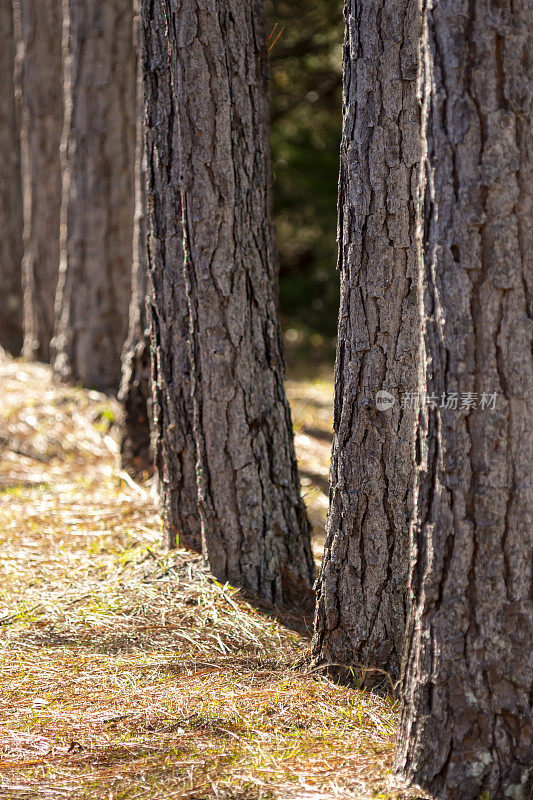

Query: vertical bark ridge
[
  {"left": 119, "top": 7, "right": 153, "bottom": 478},
  {"left": 0, "top": 0, "right": 23, "bottom": 356},
  {"left": 183, "top": 0, "right": 315, "bottom": 604},
  {"left": 312, "top": 0, "right": 421, "bottom": 685},
  {"left": 140, "top": 1, "right": 201, "bottom": 551},
  {"left": 145, "top": 0, "right": 315, "bottom": 602},
  {"left": 395, "top": 1, "right": 532, "bottom": 797},
  {"left": 53, "top": 0, "right": 136, "bottom": 393},
  {"left": 14, "top": 0, "right": 62, "bottom": 362}
]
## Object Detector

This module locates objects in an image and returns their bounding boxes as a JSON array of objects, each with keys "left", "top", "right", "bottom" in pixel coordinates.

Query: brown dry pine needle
[{"left": 0, "top": 349, "right": 428, "bottom": 800}]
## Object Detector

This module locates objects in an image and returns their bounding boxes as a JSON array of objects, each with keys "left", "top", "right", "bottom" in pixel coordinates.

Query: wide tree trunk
[
  {"left": 140, "top": 0, "right": 315, "bottom": 601},
  {"left": 118, "top": 10, "right": 152, "bottom": 479},
  {"left": 139, "top": 3, "right": 200, "bottom": 551},
  {"left": 311, "top": 0, "right": 420, "bottom": 686},
  {"left": 395, "top": 1, "right": 532, "bottom": 798},
  {"left": 0, "top": 0, "right": 23, "bottom": 356},
  {"left": 53, "top": 0, "right": 136, "bottom": 394},
  {"left": 14, "top": 0, "right": 62, "bottom": 362}
]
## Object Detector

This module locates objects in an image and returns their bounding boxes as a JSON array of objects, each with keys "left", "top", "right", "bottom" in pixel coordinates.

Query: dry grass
[
  {"left": 285, "top": 379, "right": 333, "bottom": 563},
  {"left": 0, "top": 350, "right": 427, "bottom": 800}
]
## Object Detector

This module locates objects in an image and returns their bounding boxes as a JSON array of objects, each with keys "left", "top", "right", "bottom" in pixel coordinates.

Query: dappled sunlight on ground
[
  {"left": 286, "top": 378, "right": 333, "bottom": 563},
  {"left": 0, "top": 351, "right": 426, "bottom": 800}
]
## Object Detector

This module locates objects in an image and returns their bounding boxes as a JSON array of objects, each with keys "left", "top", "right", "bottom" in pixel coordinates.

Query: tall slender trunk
[
  {"left": 119, "top": 8, "right": 152, "bottom": 479},
  {"left": 141, "top": 0, "right": 315, "bottom": 600},
  {"left": 311, "top": 0, "right": 420, "bottom": 685},
  {"left": 139, "top": 2, "right": 200, "bottom": 551},
  {"left": 0, "top": 0, "right": 23, "bottom": 356},
  {"left": 53, "top": 0, "right": 136, "bottom": 394},
  {"left": 395, "top": 1, "right": 532, "bottom": 798},
  {"left": 14, "top": 0, "right": 62, "bottom": 362}
]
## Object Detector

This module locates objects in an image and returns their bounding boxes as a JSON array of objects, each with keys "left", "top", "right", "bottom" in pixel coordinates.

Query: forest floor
[{"left": 0, "top": 350, "right": 427, "bottom": 800}]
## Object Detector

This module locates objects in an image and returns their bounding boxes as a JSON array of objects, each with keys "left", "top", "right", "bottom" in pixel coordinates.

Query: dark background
[{"left": 267, "top": 0, "right": 343, "bottom": 369}]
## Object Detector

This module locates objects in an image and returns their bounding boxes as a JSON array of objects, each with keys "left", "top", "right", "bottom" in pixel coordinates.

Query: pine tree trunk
[
  {"left": 14, "top": 0, "right": 62, "bottom": 363},
  {"left": 395, "top": 1, "right": 532, "bottom": 798},
  {"left": 118, "top": 9, "right": 152, "bottom": 479},
  {"left": 311, "top": 0, "right": 420, "bottom": 685},
  {"left": 139, "top": 2, "right": 200, "bottom": 551},
  {"left": 0, "top": 0, "right": 23, "bottom": 356},
  {"left": 53, "top": 0, "right": 136, "bottom": 394},
  {"left": 140, "top": 0, "right": 315, "bottom": 600}
]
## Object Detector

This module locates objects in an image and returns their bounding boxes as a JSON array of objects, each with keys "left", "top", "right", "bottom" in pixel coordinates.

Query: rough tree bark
[
  {"left": 311, "top": 0, "right": 420, "bottom": 685},
  {"left": 53, "top": 0, "right": 136, "bottom": 393},
  {"left": 141, "top": 0, "right": 315, "bottom": 600},
  {"left": 395, "top": 1, "right": 532, "bottom": 798},
  {"left": 0, "top": 0, "right": 23, "bottom": 356},
  {"left": 14, "top": 0, "right": 62, "bottom": 362},
  {"left": 139, "top": 3, "right": 200, "bottom": 551},
  {"left": 118, "top": 10, "right": 153, "bottom": 478}
]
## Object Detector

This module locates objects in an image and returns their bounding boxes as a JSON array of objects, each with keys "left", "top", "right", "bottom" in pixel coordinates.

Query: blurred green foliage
[{"left": 267, "top": 0, "right": 343, "bottom": 352}]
